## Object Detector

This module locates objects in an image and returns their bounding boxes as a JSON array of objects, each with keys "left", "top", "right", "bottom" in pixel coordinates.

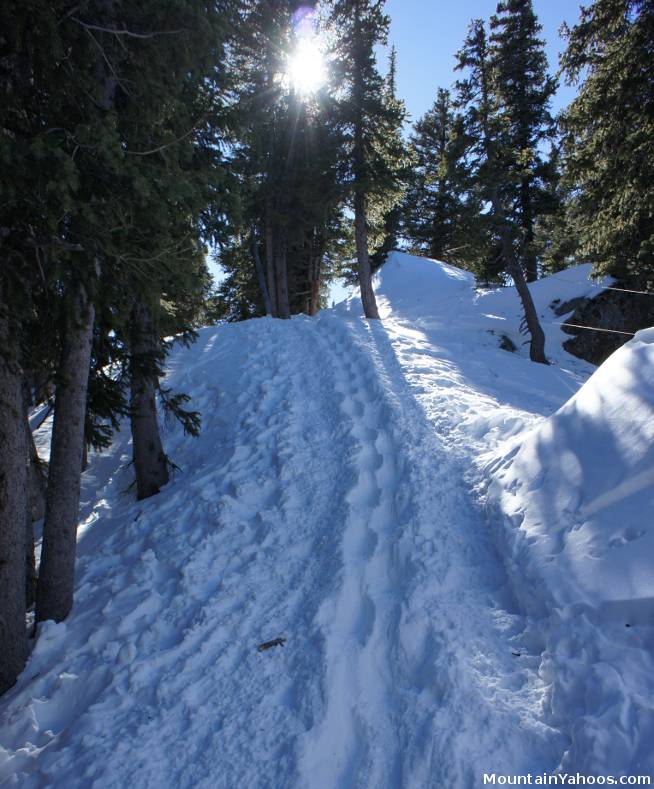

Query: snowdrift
[
  {"left": 485, "top": 328, "right": 654, "bottom": 773},
  {"left": 374, "top": 251, "right": 475, "bottom": 319},
  {"left": 487, "top": 327, "right": 654, "bottom": 621}
]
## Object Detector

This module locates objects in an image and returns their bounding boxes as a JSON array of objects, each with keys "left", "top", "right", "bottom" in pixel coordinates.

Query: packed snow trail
[
  {"left": 1, "top": 306, "right": 571, "bottom": 788},
  {"left": 299, "top": 314, "right": 564, "bottom": 787}
]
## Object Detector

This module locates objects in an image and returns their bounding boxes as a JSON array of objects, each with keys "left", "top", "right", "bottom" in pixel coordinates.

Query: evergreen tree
[
  {"left": 0, "top": 0, "right": 236, "bottom": 636},
  {"left": 224, "top": 1, "right": 345, "bottom": 319},
  {"left": 535, "top": 146, "right": 580, "bottom": 274},
  {"left": 328, "top": 0, "right": 406, "bottom": 318},
  {"left": 0, "top": 0, "right": 92, "bottom": 684},
  {"left": 560, "top": 0, "right": 654, "bottom": 289},
  {"left": 489, "top": 0, "right": 557, "bottom": 281},
  {"left": 0, "top": 272, "right": 30, "bottom": 695},
  {"left": 402, "top": 88, "right": 484, "bottom": 270},
  {"left": 456, "top": 18, "right": 548, "bottom": 363},
  {"left": 372, "top": 45, "right": 410, "bottom": 269},
  {"left": 229, "top": 0, "right": 294, "bottom": 319}
]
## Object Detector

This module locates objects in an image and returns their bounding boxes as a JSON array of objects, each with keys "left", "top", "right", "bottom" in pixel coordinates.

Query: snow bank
[
  {"left": 487, "top": 327, "right": 654, "bottom": 619},
  {"left": 485, "top": 328, "right": 654, "bottom": 773},
  {"left": 374, "top": 251, "right": 474, "bottom": 317}
]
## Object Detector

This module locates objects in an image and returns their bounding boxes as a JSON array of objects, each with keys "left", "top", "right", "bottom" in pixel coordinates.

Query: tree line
[
  {"left": 1, "top": 0, "right": 652, "bottom": 694},
  {"left": 399, "top": 0, "right": 653, "bottom": 358}
]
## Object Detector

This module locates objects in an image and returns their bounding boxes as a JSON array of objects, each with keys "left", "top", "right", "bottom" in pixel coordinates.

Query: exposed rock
[{"left": 555, "top": 286, "right": 654, "bottom": 365}]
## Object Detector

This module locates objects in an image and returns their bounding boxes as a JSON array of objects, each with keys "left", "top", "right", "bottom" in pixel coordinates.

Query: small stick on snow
[{"left": 257, "top": 637, "right": 287, "bottom": 652}]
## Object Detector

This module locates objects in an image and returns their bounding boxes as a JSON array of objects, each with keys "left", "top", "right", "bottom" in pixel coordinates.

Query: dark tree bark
[
  {"left": 251, "top": 227, "right": 273, "bottom": 316},
  {"left": 352, "top": 12, "right": 380, "bottom": 321},
  {"left": 274, "top": 238, "right": 291, "bottom": 319},
  {"left": 308, "top": 254, "right": 322, "bottom": 316},
  {"left": 354, "top": 190, "right": 380, "bottom": 319},
  {"left": 24, "top": 405, "right": 45, "bottom": 608},
  {"left": 521, "top": 176, "right": 537, "bottom": 282},
  {"left": 24, "top": 405, "right": 46, "bottom": 524},
  {"left": 492, "top": 193, "right": 548, "bottom": 364},
  {"left": 264, "top": 199, "right": 278, "bottom": 318},
  {"left": 353, "top": 201, "right": 377, "bottom": 320},
  {"left": 129, "top": 301, "right": 169, "bottom": 501},
  {"left": 0, "top": 294, "right": 29, "bottom": 693},
  {"left": 307, "top": 230, "right": 326, "bottom": 316},
  {"left": 36, "top": 280, "right": 95, "bottom": 623}
]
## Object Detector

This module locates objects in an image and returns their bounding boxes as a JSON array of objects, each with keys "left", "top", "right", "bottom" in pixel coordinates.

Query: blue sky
[{"left": 382, "top": 0, "right": 582, "bottom": 122}]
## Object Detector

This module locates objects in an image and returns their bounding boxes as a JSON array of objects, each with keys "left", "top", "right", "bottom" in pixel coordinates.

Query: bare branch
[
  {"left": 124, "top": 122, "right": 202, "bottom": 156},
  {"left": 70, "top": 17, "right": 184, "bottom": 39}
]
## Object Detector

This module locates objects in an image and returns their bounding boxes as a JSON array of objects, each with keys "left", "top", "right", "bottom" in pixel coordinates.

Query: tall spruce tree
[
  {"left": 560, "top": 0, "right": 654, "bottom": 289},
  {"left": 0, "top": 273, "right": 30, "bottom": 694},
  {"left": 328, "top": 0, "right": 406, "bottom": 319},
  {"left": 372, "top": 45, "right": 409, "bottom": 269},
  {"left": 402, "top": 88, "right": 483, "bottom": 269},
  {"left": 0, "top": 0, "right": 235, "bottom": 684},
  {"left": 456, "top": 18, "right": 548, "bottom": 363},
  {"left": 535, "top": 146, "right": 580, "bottom": 274},
  {"left": 223, "top": 1, "right": 345, "bottom": 319},
  {"left": 489, "top": 0, "right": 557, "bottom": 282},
  {"left": 230, "top": 0, "right": 294, "bottom": 319},
  {"left": 0, "top": 0, "right": 96, "bottom": 675}
]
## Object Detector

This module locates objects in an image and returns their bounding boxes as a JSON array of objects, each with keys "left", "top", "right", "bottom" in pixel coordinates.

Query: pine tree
[
  {"left": 560, "top": 0, "right": 654, "bottom": 289},
  {"left": 372, "top": 45, "right": 410, "bottom": 269},
  {"left": 328, "top": 0, "right": 406, "bottom": 318},
  {"left": 456, "top": 18, "right": 548, "bottom": 363},
  {"left": 489, "top": 0, "right": 557, "bottom": 282},
  {"left": 0, "top": 273, "right": 30, "bottom": 694},
  {"left": 0, "top": 0, "right": 94, "bottom": 662},
  {"left": 536, "top": 146, "right": 580, "bottom": 274},
  {"left": 35, "top": 0, "right": 233, "bottom": 623},
  {"left": 402, "top": 88, "right": 483, "bottom": 269},
  {"left": 0, "top": 0, "right": 235, "bottom": 680},
  {"left": 229, "top": 0, "right": 294, "bottom": 319},
  {"left": 224, "top": 1, "right": 345, "bottom": 319}
]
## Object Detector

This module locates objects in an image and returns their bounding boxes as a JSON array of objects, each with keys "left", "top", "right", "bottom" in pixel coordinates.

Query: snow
[
  {"left": 1, "top": 252, "right": 652, "bottom": 786},
  {"left": 485, "top": 325, "right": 654, "bottom": 774},
  {"left": 487, "top": 326, "right": 654, "bottom": 613}
]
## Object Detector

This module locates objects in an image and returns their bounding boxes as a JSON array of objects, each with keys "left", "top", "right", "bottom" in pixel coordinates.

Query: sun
[{"left": 287, "top": 36, "right": 327, "bottom": 95}]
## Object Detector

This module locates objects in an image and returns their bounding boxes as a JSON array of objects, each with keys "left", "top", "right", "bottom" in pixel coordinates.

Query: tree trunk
[
  {"left": 129, "top": 302, "right": 169, "bottom": 501},
  {"left": 264, "top": 199, "right": 278, "bottom": 318},
  {"left": 0, "top": 294, "right": 29, "bottom": 693},
  {"left": 521, "top": 176, "right": 537, "bottom": 282},
  {"left": 308, "top": 231, "right": 325, "bottom": 316},
  {"left": 24, "top": 405, "right": 46, "bottom": 524},
  {"left": 308, "top": 254, "right": 322, "bottom": 316},
  {"left": 251, "top": 227, "right": 273, "bottom": 316},
  {"left": 491, "top": 193, "right": 548, "bottom": 364},
  {"left": 352, "top": 9, "right": 380, "bottom": 321},
  {"left": 32, "top": 370, "right": 52, "bottom": 407},
  {"left": 354, "top": 191, "right": 380, "bottom": 319},
  {"left": 275, "top": 238, "right": 290, "bottom": 319},
  {"left": 36, "top": 281, "right": 95, "bottom": 623},
  {"left": 23, "top": 405, "right": 45, "bottom": 608}
]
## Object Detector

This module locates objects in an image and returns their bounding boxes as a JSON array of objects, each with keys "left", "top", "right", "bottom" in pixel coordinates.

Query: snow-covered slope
[
  {"left": 1, "top": 252, "right": 652, "bottom": 786},
  {"left": 485, "top": 327, "right": 654, "bottom": 772},
  {"left": 488, "top": 327, "right": 654, "bottom": 614}
]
